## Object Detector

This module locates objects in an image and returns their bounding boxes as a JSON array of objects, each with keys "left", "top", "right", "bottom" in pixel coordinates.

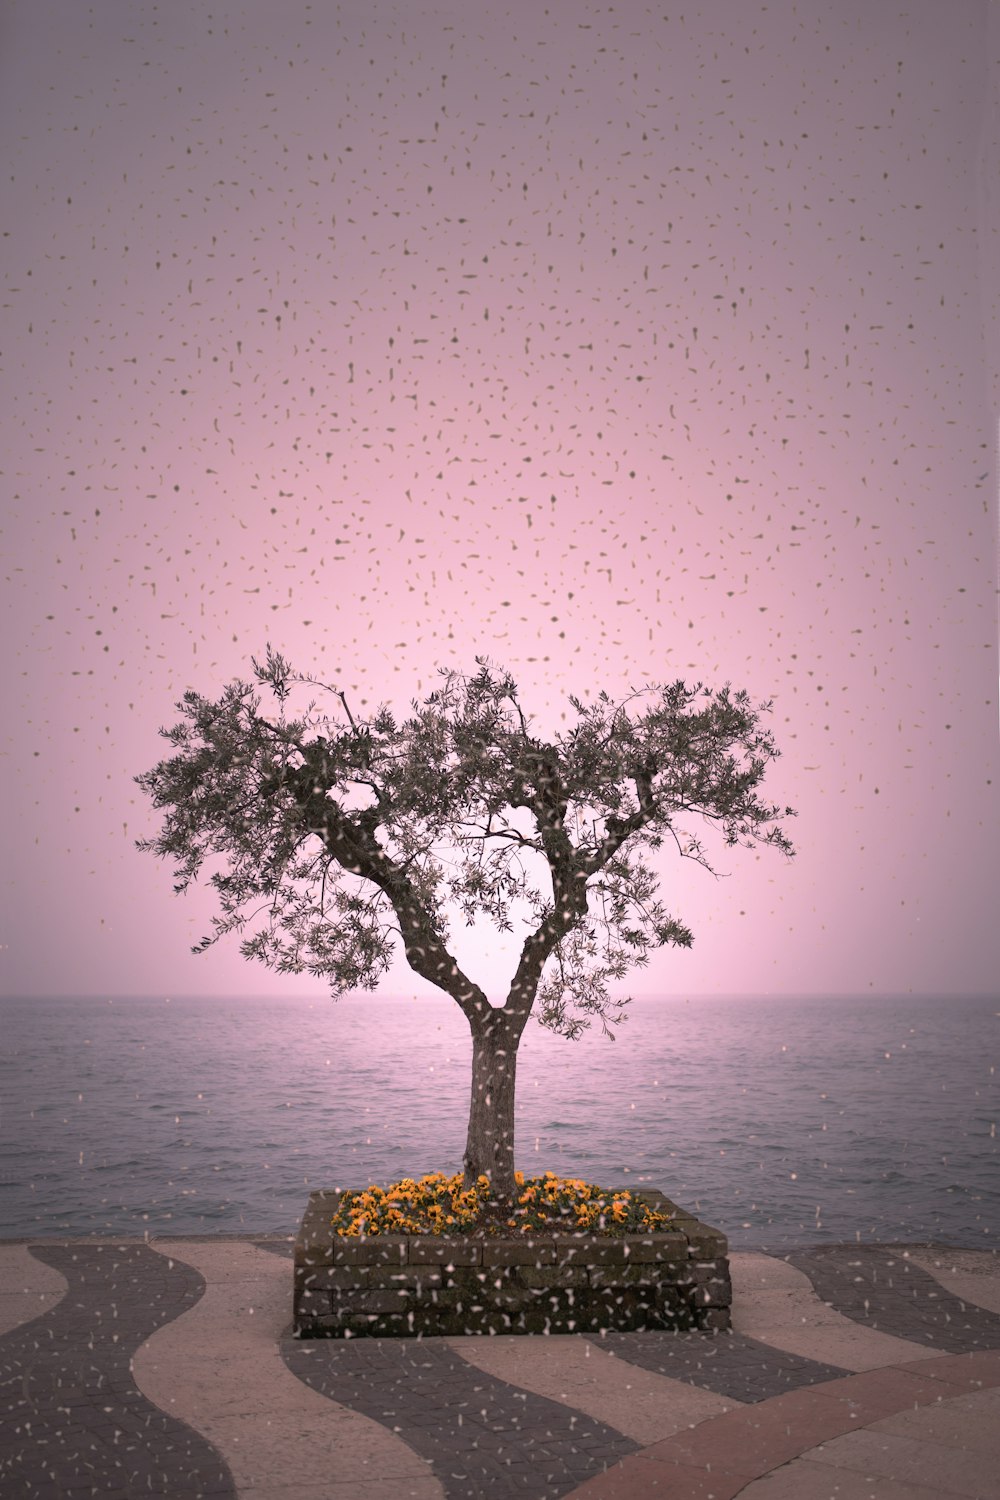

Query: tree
[{"left": 134, "top": 648, "right": 796, "bottom": 1222}]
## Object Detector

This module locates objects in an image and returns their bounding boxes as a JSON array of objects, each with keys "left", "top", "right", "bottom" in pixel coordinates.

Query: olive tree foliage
[{"left": 134, "top": 648, "right": 797, "bottom": 1043}]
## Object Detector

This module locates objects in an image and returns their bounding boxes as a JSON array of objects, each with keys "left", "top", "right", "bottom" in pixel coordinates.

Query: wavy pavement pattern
[
  {"left": 565, "top": 1352, "right": 1000, "bottom": 1500},
  {"left": 561, "top": 1247, "right": 1000, "bottom": 1500},
  {"left": 0, "top": 1243, "right": 235, "bottom": 1499},
  {"left": 7, "top": 1238, "right": 998, "bottom": 1500},
  {"left": 137, "top": 1239, "right": 444, "bottom": 1500},
  {"left": 582, "top": 1325, "right": 849, "bottom": 1403},
  {"left": 267, "top": 1238, "right": 850, "bottom": 1495},
  {"left": 441, "top": 1330, "right": 742, "bottom": 1446},
  {"left": 0, "top": 1244, "right": 68, "bottom": 1338},
  {"left": 907, "top": 1246, "right": 1000, "bottom": 1318},
  {"left": 736, "top": 1385, "right": 1000, "bottom": 1500},
  {"left": 729, "top": 1250, "right": 945, "bottom": 1370},
  {"left": 255, "top": 1241, "right": 754, "bottom": 1481},
  {"left": 787, "top": 1244, "right": 1000, "bottom": 1351},
  {"left": 150, "top": 1240, "right": 775, "bottom": 1499},
  {"left": 282, "top": 1335, "right": 643, "bottom": 1500}
]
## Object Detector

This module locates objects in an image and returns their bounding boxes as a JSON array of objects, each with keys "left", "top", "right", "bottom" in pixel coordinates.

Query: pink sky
[{"left": 2, "top": 0, "right": 998, "bottom": 1003}]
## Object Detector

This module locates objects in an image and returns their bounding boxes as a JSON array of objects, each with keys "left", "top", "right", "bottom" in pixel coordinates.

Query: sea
[{"left": 1, "top": 993, "right": 996, "bottom": 1252}]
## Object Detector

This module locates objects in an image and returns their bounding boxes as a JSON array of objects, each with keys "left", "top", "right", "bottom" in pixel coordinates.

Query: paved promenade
[{"left": 1, "top": 1236, "right": 998, "bottom": 1498}]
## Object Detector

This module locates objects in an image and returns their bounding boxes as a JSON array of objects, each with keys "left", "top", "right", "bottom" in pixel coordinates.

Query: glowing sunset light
[{"left": 1, "top": 0, "right": 997, "bottom": 1003}]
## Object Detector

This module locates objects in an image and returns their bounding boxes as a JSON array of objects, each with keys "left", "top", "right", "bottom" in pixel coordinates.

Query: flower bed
[
  {"left": 330, "top": 1170, "right": 675, "bottom": 1238},
  {"left": 294, "top": 1173, "right": 731, "bottom": 1338}
]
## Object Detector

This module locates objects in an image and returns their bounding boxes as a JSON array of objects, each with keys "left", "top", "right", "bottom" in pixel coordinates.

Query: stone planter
[{"left": 293, "top": 1187, "right": 731, "bottom": 1338}]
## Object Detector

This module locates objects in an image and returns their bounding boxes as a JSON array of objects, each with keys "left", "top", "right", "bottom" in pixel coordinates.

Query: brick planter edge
[{"left": 293, "top": 1188, "right": 731, "bottom": 1338}]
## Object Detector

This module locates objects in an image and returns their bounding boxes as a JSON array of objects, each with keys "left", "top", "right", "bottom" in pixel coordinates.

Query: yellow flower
[{"left": 331, "top": 1169, "right": 675, "bottom": 1238}]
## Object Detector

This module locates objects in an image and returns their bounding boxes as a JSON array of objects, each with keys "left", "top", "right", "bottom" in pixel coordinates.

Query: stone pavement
[{"left": 0, "top": 1236, "right": 997, "bottom": 1499}]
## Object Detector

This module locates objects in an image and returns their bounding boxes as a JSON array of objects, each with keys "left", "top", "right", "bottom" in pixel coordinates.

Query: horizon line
[{"left": 4, "top": 990, "right": 997, "bottom": 1003}]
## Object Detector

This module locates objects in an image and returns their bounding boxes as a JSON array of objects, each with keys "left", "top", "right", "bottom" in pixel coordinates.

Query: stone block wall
[{"left": 293, "top": 1188, "right": 732, "bottom": 1338}]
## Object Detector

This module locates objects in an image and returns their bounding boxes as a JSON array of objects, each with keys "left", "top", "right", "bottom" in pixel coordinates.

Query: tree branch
[
  {"left": 504, "top": 743, "right": 590, "bottom": 1024},
  {"left": 290, "top": 767, "right": 491, "bottom": 1027},
  {"left": 583, "top": 764, "right": 658, "bottom": 874}
]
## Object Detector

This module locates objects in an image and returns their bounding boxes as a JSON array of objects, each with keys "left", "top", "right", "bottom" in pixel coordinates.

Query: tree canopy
[{"left": 135, "top": 649, "right": 797, "bottom": 1042}]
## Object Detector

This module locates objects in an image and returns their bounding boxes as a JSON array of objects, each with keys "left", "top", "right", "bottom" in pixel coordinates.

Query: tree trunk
[{"left": 462, "top": 1005, "right": 523, "bottom": 1216}]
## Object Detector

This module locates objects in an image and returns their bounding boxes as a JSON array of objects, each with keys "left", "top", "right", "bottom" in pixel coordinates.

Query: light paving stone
[
  {"left": 137, "top": 1238, "right": 444, "bottom": 1499},
  {"left": 443, "top": 1330, "right": 742, "bottom": 1445},
  {"left": 729, "top": 1252, "right": 939, "bottom": 1371},
  {"left": 893, "top": 1346, "right": 1000, "bottom": 1389},
  {"left": 0, "top": 1243, "right": 67, "bottom": 1336},
  {"left": 735, "top": 1456, "right": 947, "bottom": 1498},
  {"left": 907, "top": 1248, "right": 1000, "bottom": 1317},
  {"left": 869, "top": 1385, "right": 1000, "bottom": 1457},
  {"left": 798, "top": 1421, "right": 1000, "bottom": 1498},
  {"left": 563, "top": 1450, "right": 750, "bottom": 1499}
]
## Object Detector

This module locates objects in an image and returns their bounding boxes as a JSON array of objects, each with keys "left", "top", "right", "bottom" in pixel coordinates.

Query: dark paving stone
[
  {"left": 0, "top": 1244, "right": 236, "bottom": 1499},
  {"left": 586, "top": 1328, "right": 850, "bottom": 1403},
  {"left": 281, "top": 1332, "right": 641, "bottom": 1500},
  {"left": 786, "top": 1245, "right": 1000, "bottom": 1354}
]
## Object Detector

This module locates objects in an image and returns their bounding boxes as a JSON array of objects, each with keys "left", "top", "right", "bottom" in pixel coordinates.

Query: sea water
[{"left": 1, "top": 992, "right": 996, "bottom": 1250}]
